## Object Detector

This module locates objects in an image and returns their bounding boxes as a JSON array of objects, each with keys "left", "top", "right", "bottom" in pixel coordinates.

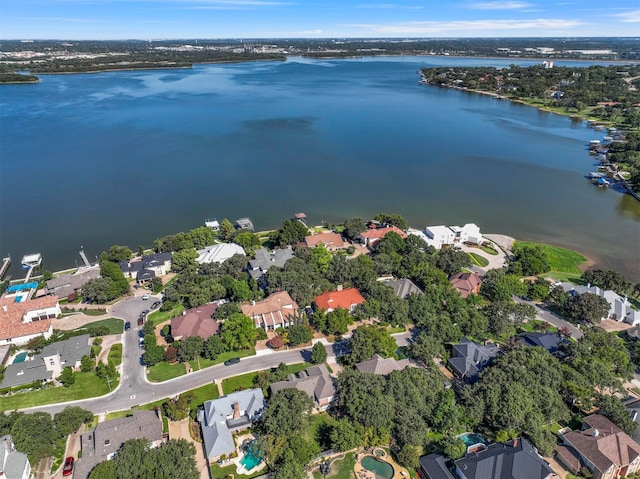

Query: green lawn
[
  {"left": 222, "top": 362, "right": 309, "bottom": 395},
  {"left": 198, "top": 348, "right": 257, "bottom": 369},
  {"left": 74, "top": 317, "right": 124, "bottom": 335},
  {"left": 307, "top": 412, "right": 339, "bottom": 450},
  {"left": 0, "top": 372, "right": 109, "bottom": 409},
  {"left": 515, "top": 241, "right": 588, "bottom": 275},
  {"left": 313, "top": 453, "right": 355, "bottom": 479},
  {"left": 147, "top": 304, "right": 185, "bottom": 327},
  {"left": 108, "top": 344, "right": 122, "bottom": 366},
  {"left": 480, "top": 245, "right": 498, "bottom": 255},
  {"left": 210, "top": 461, "right": 267, "bottom": 479},
  {"left": 147, "top": 362, "right": 186, "bottom": 382},
  {"left": 468, "top": 252, "right": 489, "bottom": 267}
]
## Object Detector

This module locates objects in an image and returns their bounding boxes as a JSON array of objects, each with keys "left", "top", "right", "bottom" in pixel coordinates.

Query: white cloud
[
  {"left": 467, "top": 1, "right": 532, "bottom": 10},
  {"left": 610, "top": 9, "right": 640, "bottom": 22}
]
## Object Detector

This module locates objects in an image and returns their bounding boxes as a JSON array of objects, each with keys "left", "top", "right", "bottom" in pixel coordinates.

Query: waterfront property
[
  {"left": 304, "top": 232, "right": 347, "bottom": 251},
  {"left": 75, "top": 410, "right": 163, "bottom": 479},
  {"left": 269, "top": 364, "right": 335, "bottom": 412},
  {"left": 118, "top": 253, "right": 172, "bottom": 283},
  {"left": 44, "top": 266, "right": 100, "bottom": 300},
  {"left": 314, "top": 287, "right": 365, "bottom": 314},
  {"left": 422, "top": 224, "right": 483, "bottom": 250},
  {"left": 359, "top": 226, "right": 407, "bottom": 248},
  {"left": 196, "top": 243, "right": 245, "bottom": 265},
  {"left": 0, "top": 435, "right": 31, "bottom": 479},
  {"left": 241, "top": 292, "right": 299, "bottom": 332},
  {"left": 247, "top": 247, "right": 294, "bottom": 280},
  {"left": 557, "top": 282, "right": 640, "bottom": 325},
  {"left": 198, "top": 388, "right": 265, "bottom": 463},
  {"left": 0, "top": 295, "right": 60, "bottom": 346}
]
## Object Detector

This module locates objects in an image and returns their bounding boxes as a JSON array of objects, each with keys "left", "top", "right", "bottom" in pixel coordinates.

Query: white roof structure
[
  {"left": 557, "top": 282, "right": 640, "bottom": 325},
  {"left": 196, "top": 243, "right": 245, "bottom": 265}
]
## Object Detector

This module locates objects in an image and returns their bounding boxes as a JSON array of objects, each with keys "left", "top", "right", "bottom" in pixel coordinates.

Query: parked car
[
  {"left": 139, "top": 337, "right": 145, "bottom": 348},
  {"left": 63, "top": 457, "right": 74, "bottom": 476},
  {"left": 124, "top": 321, "right": 131, "bottom": 331},
  {"left": 137, "top": 316, "right": 144, "bottom": 326},
  {"left": 142, "top": 293, "right": 151, "bottom": 300},
  {"left": 224, "top": 357, "right": 240, "bottom": 366},
  {"left": 151, "top": 301, "right": 161, "bottom": 309}
]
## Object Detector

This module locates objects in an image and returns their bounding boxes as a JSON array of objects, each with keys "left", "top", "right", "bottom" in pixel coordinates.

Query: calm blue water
[
  {"left": 458, "top": 432, "right": 489, "bottom": 448},
  {"left": 240, "top": 440, "right": 263, "bottom": 470},
  {"left": 361, "top": 455, "right": 394, "bottom": 479},
  {"left": 1, "top": 56, "right": 639, "bottom": 279}
]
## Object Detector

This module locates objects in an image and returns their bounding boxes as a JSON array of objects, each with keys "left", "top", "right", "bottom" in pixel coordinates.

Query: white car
[{"left": 142, "top": 294, "right": 150, "bottom": 300}]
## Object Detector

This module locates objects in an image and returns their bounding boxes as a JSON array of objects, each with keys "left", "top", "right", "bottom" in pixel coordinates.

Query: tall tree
[{"left": 221, "top": 313, "right": 257, "bottom": 350}]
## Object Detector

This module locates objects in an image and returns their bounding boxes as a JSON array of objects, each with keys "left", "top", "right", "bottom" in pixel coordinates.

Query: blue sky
[{"left": 1, "top": 1, "right": 639, "bottom": 40}]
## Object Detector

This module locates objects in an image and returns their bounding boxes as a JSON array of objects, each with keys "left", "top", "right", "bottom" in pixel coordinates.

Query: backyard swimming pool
[
  {"left": 12, "top": 352, "right": 27, "bottom": 364},
  {"left": 457, "top": 432, "right": 489, "bottom": 453},
  {"left": 240, "top": 440, "right": 263, "bottom": 471},
  {"left": 361, "top": 456, "right": 394, "bottom": 479}
]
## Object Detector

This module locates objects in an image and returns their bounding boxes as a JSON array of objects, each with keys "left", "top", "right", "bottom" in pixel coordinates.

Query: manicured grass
[
  {"left": 198, "top": 348, "right": 257, "bottom": 369},
  {"left": 185, "top": 383, "right": 219, "bottom": 411},
  {"left": 222, "top": 362, "right": 309, "bottom": 395},
  {"left": 468, "top": 252, "right": 489, "bottom": 267},
  {"left": 108, "top": 344, "right": 122, "bottom": 366},
  {"left": 74, "top": 317, "right": 124, "bottom": 335},
  {"left": 544, "top": 271, "right": 582, "bottom": 283},
  {"left": 211, "top": 461, "right": 267, "bottom": 479},
  {"left": 480, "top": 245, "right": 498, "bottom": 255},
  {"left": 0, "top": 372, "right": 109, "bottom": 409},
  {"left": 147, "top": 304, "right": 185, "bottom": 327},
  {"left": 106, "top": 410, "right": 131, "bottom": 420},
  {"left": 313, "top": 453, "right": 355, "bottom": 479},
  {"left": 388, "top": 325, "right": 406, "bottom": 334},
  {"left": 147, "top": 362, "right": 186, "bottom": 382},
  {"left": 515, "top": 241, "right": 588, "bottom": 275},
  {"left": 519, "top": 320, "right": 557, "bottom": 333}
]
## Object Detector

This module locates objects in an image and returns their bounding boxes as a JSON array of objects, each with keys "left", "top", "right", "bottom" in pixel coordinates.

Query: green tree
[
  {"left": 287, "top": 324, "right": 313, "bottom": 346},
  {"left": 105, "top": 245, "right": 133, "bottom": 262},
  {"left": 595, "top": 393, "right": 637, "bottom": 436},
  {"left": 330, "top": 419, "right": 364, "bottom": 451},
  {"left": 565, "top": 293, "right": 610, "bottom": 324},
  {"left": 177, "top": 336, "right": 204, "bottom": 362},
  {"left": 397, "top": 444, "right": 423, "bottom": 469},
  {"left": 310, "top": 342, "right": 327, "bottom": 364},
  {"left": 80, "top": 354, "right": 95, "bottom": 372},
  {"left": 271, "top": 220, "right": 309, "bottom": 247},
  {"left": 219, "top": 219, "right": 236, "bottom": 241},
  {"left": 309, "top": 245, "right": 333, "bottom": 274},
  {"left": 260, "top": 389, "right": 314, "bottom": 437},
  {"left": 582, "top": 269, "right": 632, "bottom": 295},
  {"left": 325, "top": 308, "right": 353, "bottom": 336},
  {"left": 202, "top": 335, "right": 227, "bottom": 360},
  {"left": 442, "top": 437, "right": 467, "bottom": 460},
  {"left": 435, "top": 248, "right": 472, "bottom": 276},
  {"left": 221, "top": 313, "right": 258, "bottom": 350},
  {"left": 374, "top": 213, "right": 408, "bottom": 230},
  {"left": 480, "top": 268, "right": 525, "bottom": 302},
  {"left": 54, "top": 406, "right": 93, "bottom": 436},
  {"left": 509, "top": 243, "right": 550, "bottom": 276},
  {"left": 408, "top": 331, "right": 446, "bottom": 364},
  {"left": 171, "top": 249, "right": 198, "bottom": 274},
  {"left": 342, "top": 217, "right": 367, "bottom": 241},
  {"left": 88, "top": 460, "right": 115, "bottom": 479},
  {"left": 346, "top": 325, "right": 397, "bottom": 365},
  {"left": 235, "top": 231, "right": 261, "bottom": 254},
  {"left": 11, "top": 412, "right": 57, "bottom": 465},
  {"left": 59, "top": 367, "right": 75, "bottom": 387}
]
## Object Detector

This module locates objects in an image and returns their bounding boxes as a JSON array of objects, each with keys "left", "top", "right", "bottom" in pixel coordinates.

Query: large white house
[
  {"left": 196, "top": 243, "right": 246, "bottom": 265},
  {"left": 422, "top": 223, "right": 483, "bottom": 250},
  {"left": 557, "top": 282, "right": 640, "bottom": 325}
]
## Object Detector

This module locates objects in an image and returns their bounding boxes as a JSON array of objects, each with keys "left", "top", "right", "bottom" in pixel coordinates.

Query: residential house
[
  {"left": 170, "top": 303, "right": 219, "bottom": 341},
  {"left": 269, "top": 364, "right": 335, "bottom": 412},
  {"left": 314, "top": 287, "right": 365, "bottom": 314},
  {"left": 423, "top": 224, "right": 483, "bottom": 250},
  {"left": 358, "top": 226, "right": 407, "bottom": 248},
  {"left": 198, "top": 389, "right": 264, "bottom": 462},
  {"left": 355, "top": 354, "right": 412, "bottom": 375},
  {"left": 0, "top": 435, "right": 31, "bottom": 479},
  {"left": 304, "top": 232, "right": 346, "bottom": 251},
  {"left": 45, "top": 266, "right": 100, "bottom": 300},
  {"left": 119, "top": 252, "right": 172, "bottom": 283},
  {"left": 247, "top": 247, "right": 294, "bottom": 280},
  {"left": 558, "top": 414, "right": 640, "bottom": 479},
  {"left": 516, "top": 332, "right": 563, "bottom": 353},
  {"left": 557, "top": 282, "right": 640, "bottom": 325},
  {"left": 419, "top": 437, "right": 555, "bottom": 479},
  {"left": 196, "top": 243, "right": 246, "bottom": 265},
  {"left": 381, "top": 278, "right": 422, "bottom": 299},
  {"left": 449, "top": 272, "right": 482, "bottom": 299},
  {"left": 0, "top": 296, "right": 60, "bottom": 346},
  {"left": 623, "top": 396, "right": 640, "bottom": 445},
  {"left": 75, "top": 410, "right": 163, "bottom": 479},
  {"left": 448, "top": 338, "right": 499, "bottom": 382},
  {"left": 241, "top": 292, "right": 299, "bottom": 331},
  {"left": 1, "top": 334, "right": 91, "bottom": 389}
]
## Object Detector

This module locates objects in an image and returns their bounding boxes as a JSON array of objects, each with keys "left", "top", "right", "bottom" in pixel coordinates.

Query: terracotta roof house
[
  {"left": 75, "top": 410, "right": 163, "bottom": 479},
  {"left": 449, "top": 272, "right": 482, "bottom": 299},
  {"left": 382, "top": 278, "right": 423, "bottom": 299},
  {"left": 355, "top": 354, "right": 412, "bottom": 375},
  {"left": 516, "top": 332, "right": 563, "bottom": 353},
  {"left": 119, "top": 252, "right": 172, "bottom": 283},
  {"left": 171, "top": 303, "right": 219, "bottom": 341},
  {"left": 448, "top": 338, "right": 499, "bottom": 382},
  {"left": 247, "top": 247, "right": 294, "bottom": 280},
  {"left": 270, "top": 364, "right": 335, "bottom": 412},
  {"left": 196, "top": 243, "right": 246, "bottom": 265},
  {"left": 419, "top": 438, "right": 555, "bottom": 479},
  {"left": 559, "top": 414, "right": 640, "bottom": 479},
  {"left": 0, "top": 435, "right": 31, "bottom": 479},
  {"left": 1, "top": 334, "right": 90, "bottom": 389},
  {"left": 314, "top": 287, "right": 365, "bottom": 313},
  {"left": 0, "top": 296, "right": 59, "bottom": 346},
  {"left": 198, "top": 389, "right": 265, "bottom": 462},
  {"left": 45, "top": 267, "right": 100, "bottom": 300},
  {"left": 358, "top": 226, "right": 407, "bottom": 248},
  {"left": 304, "top": 232, "right": 346, "bottom": 251},
  {"left": 241, "top": 291, "right": 299, "bottom": 331}
]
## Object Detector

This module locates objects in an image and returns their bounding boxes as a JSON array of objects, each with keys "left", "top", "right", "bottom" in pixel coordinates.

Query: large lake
[{"left": 1, "top": 56, "right": 639, "bottom": 280}]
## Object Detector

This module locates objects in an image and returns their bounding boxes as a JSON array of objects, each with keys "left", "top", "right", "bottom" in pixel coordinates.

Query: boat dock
[
  {"left": 0, "top": 256, "right": 11, "bottom": 280},
  {"left": 21, "top": 253, "right": 42, "bottom": 282}
]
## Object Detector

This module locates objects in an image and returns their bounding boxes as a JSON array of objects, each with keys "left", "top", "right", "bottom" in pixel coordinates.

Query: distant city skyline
[{"left": 0, "top": 1, "right": 639, "bottom": 40}]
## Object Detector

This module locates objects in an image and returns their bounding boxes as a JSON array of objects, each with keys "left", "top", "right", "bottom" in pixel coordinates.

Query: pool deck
[
  {"left": 353, "top": 449, "right": 409, "bottom": 479},
  {"left": 233, "top": 434, "right": 267, "bottom": 476}
]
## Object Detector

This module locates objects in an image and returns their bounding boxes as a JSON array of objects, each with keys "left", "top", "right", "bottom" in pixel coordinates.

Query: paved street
[{"left": 513, "top": 296, "right": 583, "bottom": 340}]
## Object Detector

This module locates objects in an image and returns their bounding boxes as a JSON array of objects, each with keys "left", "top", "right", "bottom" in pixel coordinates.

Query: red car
[{"left": 63, "top": 457, "right": 74, "bottom": 476}]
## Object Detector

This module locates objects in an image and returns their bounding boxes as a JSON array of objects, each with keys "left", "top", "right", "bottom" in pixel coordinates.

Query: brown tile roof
[
  {"left": 449, "top": 272, "right": 482, "bottom": 298},
  {"left": 241, "top": 291, "right": 299, "bottom": 328},
  {"left": 359, "top": 226, "right": 407, "bottom": 241},
  {"left": 563, "top": 414, "right": 640, "bottom": 474},
  {"left": 304, "top": 232, "right": 345, "bottom": 249},
  {"left": 171, "top": 303, "right": 219, "bottom": 340},
  {"left": 0, "top": 296, "right": 58, "bottom": 341},
  {"left": 314, "top": 288, "right": 365, "bottom": 311}
]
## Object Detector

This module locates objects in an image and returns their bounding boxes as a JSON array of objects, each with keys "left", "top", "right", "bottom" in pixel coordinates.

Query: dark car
[
  {"left": 63, "top": 457, "right": 74, "bottom": 476},
  {"left": 137, "top": 316, "right": 144, "bottom": 326},
  {"left": 151, "top": 301, "right": 161, "bottom": 309},
  {"left": 223, "top": 357, "right": 240, "bottom": 366},
  {"left": 124, "top": 321, "right": 131, "bottom": 331}
]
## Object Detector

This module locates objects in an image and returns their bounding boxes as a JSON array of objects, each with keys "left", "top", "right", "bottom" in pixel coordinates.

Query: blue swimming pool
[
  {"left": 13, "top": 352, "right": 27, "bottom": 364},
  {"left": 240, "top": 440, "right": 263, "bottom": 471},
  {"left": 457, "top": 433, "right": 489, "bottom": 453}
]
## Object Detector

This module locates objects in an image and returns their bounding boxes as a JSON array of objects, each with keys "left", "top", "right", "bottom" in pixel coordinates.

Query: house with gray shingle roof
[
  {"left": 1, "top": 334, "right": 90, "bottom": 389},
  {"left": 381, "top": 278, "right": 422, "bottom": 299},
  {"left": 247, "top": 247, "right": 294, "bottom": 280},
  {"left": 198, "top": 389, "right": 265, "bottom": 462},
  {"left": 269, "top": 364, "right": 335, "bottom": 412},
  {"left": 0, "top": 435, "right": 31, "bottom": 479},
  {"left": 355, "top": 354, "right": 412, "bottom": 375},
  {"left": 448, "top": 338, "right": 499, "bottom": 382},
  {"left": 74, "top": 410, "right": 163, "bottom": 479},
  {"left": 557, "top": 282, "right": 640, "bottom": 325}
]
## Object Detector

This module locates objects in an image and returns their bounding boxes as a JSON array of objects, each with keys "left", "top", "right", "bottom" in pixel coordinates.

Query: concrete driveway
[
  {"left": 459, "top": 240, "right": 507, "bottom": 274},
  {"left": 168, "top": 418, "right": 210, "bottom": 479}
]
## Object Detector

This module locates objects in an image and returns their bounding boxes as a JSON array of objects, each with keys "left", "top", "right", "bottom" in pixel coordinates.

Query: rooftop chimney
[
  {"left": 512, "top": 438, "right": 518, "bottom": 447},
  {"left": 592, "top": 429, "right": 599, "bottom": 437},
  {"left": 337, "top": 285, "right": 343, "bottom": 291},
  {"left": 233, "top": 402, "right": 241, "bottom": 420}
]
